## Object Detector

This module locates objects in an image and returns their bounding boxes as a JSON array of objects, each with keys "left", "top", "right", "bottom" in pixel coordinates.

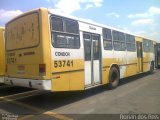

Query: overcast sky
[{"left": 0, "top": 0, "right": 160, "bottom": 42}]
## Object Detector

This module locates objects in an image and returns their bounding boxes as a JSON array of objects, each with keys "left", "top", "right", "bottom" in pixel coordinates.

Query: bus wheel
[
  {"left": 109, "top": 67, "right": 120, "bottom": 89},
  {"left": 149, "top": 62, "right": 154, "bottom": 74}
]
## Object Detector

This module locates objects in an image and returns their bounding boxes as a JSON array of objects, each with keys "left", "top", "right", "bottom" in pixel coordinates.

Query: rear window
[{"left": 6, "top": 12, "right": 40, "bottom": 51}]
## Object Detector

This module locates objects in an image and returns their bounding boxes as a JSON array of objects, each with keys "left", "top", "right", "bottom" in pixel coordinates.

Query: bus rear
[
  {"left": 0, "top": 27, "right": 5, "bottom": 83},
  {"left": 5, "top": 8, "right": 52, "bottom": 90}
]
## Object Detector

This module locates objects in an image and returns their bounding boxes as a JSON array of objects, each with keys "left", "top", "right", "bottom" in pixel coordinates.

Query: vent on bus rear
[{"left": 39, "top": 64, "right": 46, "bottom": 76}]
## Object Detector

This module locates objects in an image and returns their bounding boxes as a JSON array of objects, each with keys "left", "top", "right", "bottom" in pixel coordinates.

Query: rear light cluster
[{"left": 39, "top": 64, "right": 46, "bottom": 76}]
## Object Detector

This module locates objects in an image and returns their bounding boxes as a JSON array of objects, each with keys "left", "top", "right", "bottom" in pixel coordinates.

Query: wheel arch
[
  {"left": 109, "top": 63, "right": 120, "bottom": 75},
  {"left": 108, "top": 63, "right": 120, "bottom": 89}
]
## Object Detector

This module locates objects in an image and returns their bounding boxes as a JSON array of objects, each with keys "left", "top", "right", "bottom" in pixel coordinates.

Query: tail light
[{"left": 39, "top": 64, "right": 46, "bottom": 76}]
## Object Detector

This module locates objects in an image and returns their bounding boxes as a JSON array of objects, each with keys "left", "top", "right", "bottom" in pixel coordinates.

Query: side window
[
  {"left": 119, "top": 32, "right": 125, "bottom": 51},
  {"left": 130, "top": 35, "right": 135, "bottom": 43},
  {"left": 113, "top": 31, "right": 125, "bottom": 51},
  {"left": 53, "top": 33, "right": 67, "bottom": 48},
  {"left": 51, "top": 16, "right": 63, "bottom": 32},
  {"left": 53, "top": 33, "right": 80, "bottom": 49},
  {"left": 119, "top": 32, "right": 125, "bottom": 42},
  {"left": 143, "top": 39, "right": 149, "bottom": 52},
  {"left": 65, "top": 19, "right": 79, "bottom": 34},
  {"left": 51, "top": 15, "right": 80, "bottom": 49},
  {"left": 126, "top": 34, "right": 130, "bottom": 42},
  {"left": 112, "top": 31, "right": 119, "bottom": 41},
  {"left": 143, "top": 39, "right": 153, "bottom": 52},
  {"left": 126, "top": 34, "right": 136, "bottom": 52},
  {"left": 150, "top": 40, "right": 154, "bottom": 52},
  {"left": 103, "top": 28, "right": 112, "bottom": 50}
]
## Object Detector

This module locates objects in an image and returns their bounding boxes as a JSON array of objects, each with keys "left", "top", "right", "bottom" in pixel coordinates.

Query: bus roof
[
  {"left": 5, "top": 7, "right": 158, "bottom": 42},
  {"left": 48, "top": 8, "right": 158, "bottom": 42}
]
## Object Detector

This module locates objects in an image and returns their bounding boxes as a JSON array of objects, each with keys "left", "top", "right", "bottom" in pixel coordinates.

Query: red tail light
[{"left": 39, "top": 64, "right": 46, "bottom": 76}]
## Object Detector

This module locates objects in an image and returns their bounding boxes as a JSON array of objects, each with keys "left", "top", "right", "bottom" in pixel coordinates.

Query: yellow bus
[
  {"left": 4, "top": 8, "right": 156, "bottom": 91},
  {"left": 0, "top": 27, "right": 5, "bottom": 83}
]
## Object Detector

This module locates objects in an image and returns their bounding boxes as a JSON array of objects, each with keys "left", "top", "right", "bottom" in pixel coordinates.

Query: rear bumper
[
  {"left": 4, "top": 77, "right": 51, "bottom": 90},
  {"left": 0, "top": 76, "right": 4, "bottom": 83}
]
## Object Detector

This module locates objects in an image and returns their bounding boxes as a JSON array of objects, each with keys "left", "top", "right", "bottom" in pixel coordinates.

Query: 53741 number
[{"left": 54, "top": 60, "right": 73, "bottom": 68}]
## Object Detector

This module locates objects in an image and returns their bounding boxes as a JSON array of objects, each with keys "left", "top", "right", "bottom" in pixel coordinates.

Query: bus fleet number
[{"left": 54, "top": 60, "right": 73, "bottom": 68}]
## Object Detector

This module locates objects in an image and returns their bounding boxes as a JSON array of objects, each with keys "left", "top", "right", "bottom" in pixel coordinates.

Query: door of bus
[
  {"left": 83, "top": 33, "right": 101, "bottom": 86},
  {"left": 136, "top": 41, "right": 143, "bottom": 72}
]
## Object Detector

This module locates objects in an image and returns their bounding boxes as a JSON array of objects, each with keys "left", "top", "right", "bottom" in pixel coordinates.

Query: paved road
[
  {"left": 52, "top": 70, "right": 160, "bottom": 114},
  {"left": 0, "top": 69, "right": 160, "bottom": 120}
]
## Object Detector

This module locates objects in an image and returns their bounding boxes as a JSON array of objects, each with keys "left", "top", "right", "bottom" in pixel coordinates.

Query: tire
[
  {"left": 109, "top": 67, "right": 120, "bottom": 89},
  {"left": 149, "top": 62, "right": 154, "bottom": 74}
]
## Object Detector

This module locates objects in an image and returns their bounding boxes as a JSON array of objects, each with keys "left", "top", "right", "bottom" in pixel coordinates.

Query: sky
[{"left": 0, "top": 0, "right": 160, "bottom": 42}]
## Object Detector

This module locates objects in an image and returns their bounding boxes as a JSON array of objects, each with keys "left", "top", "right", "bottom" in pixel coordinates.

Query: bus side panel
[
  {"left": 102, "top": 50, "right": 114, "bottom": 84},
  {"left": 102, "top": 58, "right": 115, "bottom": 84},
  {"left": 113, "top": 51, "right": 127, "bottom": 79},
  {"left": 69, "top": 71, "right": 84, "bottom": 90},
  {"left": 142, "top": 39, "right": 155, "bottom": 72},
  {"left": 143, "top": 53, "right": 149, "bottom": 72},
  {"left": 52, "top": 73, "right": 70, "bottom": 91},
  {"left": 143, "top": 52, "right": 154, "bottom": 72},
  {"left": 126, "top": 52, "right": 137, "bottom": 77},
  {"left": 52, "top": 70, "right": 84, "bottom": 91},
  {"left": 0, "top": 28, "right": 5, "bottom": 82},
  {"left": 50, "top": 31, "right": 85, "bottom": 91},
  {"left": 143, "top": 52, "right": 153, "bottom": 72},
  {"left": 51, "top": 59, "right": 84, "bottom": 91}
]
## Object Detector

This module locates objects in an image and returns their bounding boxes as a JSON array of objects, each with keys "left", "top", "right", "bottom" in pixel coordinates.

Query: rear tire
[{"left": 109, "top": 67, "right": 120, "bottom": 89}]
